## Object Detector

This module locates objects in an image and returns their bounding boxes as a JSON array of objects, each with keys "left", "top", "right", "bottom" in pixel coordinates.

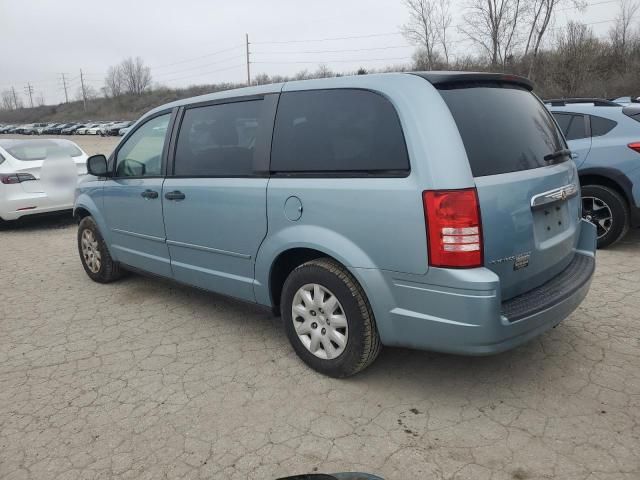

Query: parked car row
[
  {"left": 5, "top": 72, "right": 638, "bottom": 376},
  {"left": 0, "top": 121, "right": 134, "bottom": 137}
]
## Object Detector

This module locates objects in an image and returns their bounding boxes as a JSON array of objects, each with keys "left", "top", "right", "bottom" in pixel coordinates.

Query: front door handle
[
  {"left": 165, "top": 190, "right": 186, "bottom": 201},
  {"left": 141, "top": 189, "right": 159, "bottom": 199}
]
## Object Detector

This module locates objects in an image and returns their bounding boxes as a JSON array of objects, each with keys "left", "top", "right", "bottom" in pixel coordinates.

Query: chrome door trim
[
  {"left": 166, "top": 239, "right": 251, "bottom": 259},
  {"left": 111, "top": 228, "right": 165, "bottom": 243}
]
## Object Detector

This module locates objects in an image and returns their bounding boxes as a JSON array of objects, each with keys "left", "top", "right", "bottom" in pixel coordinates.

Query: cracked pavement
[{"left": 1, "top": 137, "right": 639, "bottom": 480}]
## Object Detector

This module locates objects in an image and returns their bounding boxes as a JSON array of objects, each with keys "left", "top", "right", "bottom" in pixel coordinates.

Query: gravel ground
[{"left": 1, "top": 136, "right": 639, "bottom": 480}]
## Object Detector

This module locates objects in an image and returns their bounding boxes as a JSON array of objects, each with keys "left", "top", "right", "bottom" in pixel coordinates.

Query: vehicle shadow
[
  {"left": 610, "top": 226, "right": 640, "bottom": 251},
  {"left": 0, "top": 211, "right": 75, "bottom": 232}
]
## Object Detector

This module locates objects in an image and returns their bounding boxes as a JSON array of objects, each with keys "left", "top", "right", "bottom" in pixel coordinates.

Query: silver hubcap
[
  {"left": 291, "top": 284, "right": 348, "bottom": 360},
  {"left": 81, "top": 229, "right": 101, "bottom": 273},
  {"left": 582, "top": 196, "right": 613, "bottom": 239}
]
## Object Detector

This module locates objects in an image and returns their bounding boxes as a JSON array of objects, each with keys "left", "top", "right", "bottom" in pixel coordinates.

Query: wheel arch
[
  {"left": 268, "top": 247, "right": 341, "bottom": 315},
  {"left": 73, "top": 195, "right": 115, "bottom": 258},
  {"left": 579, "top": 168, "right": 634, "bottom": 209}
]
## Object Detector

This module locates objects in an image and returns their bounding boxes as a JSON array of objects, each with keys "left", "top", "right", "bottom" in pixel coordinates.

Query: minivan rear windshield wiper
[{"left": 544, "top": 149, "right": 571, "bottom": 164}]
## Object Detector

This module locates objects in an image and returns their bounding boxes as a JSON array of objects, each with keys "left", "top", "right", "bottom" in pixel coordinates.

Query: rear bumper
[
  {"left": 0, "top": 190, "right": 74, "bottom": 221},
  {"left": 353, "top": 219, "right": 597, "bottom": 355}
]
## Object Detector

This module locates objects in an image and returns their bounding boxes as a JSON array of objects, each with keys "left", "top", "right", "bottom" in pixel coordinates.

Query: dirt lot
[{"left": 1, "top": 136, "right": 639, "bottom": 480}]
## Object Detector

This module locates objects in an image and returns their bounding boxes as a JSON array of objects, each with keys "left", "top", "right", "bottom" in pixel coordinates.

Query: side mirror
[{"left": 87, "top": 154, "right": 109, "bottom": 177}]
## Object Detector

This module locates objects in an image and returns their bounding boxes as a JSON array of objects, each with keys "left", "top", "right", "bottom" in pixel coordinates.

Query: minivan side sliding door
[
  {"left": 102, "top": 111, "right": 174, "bottom": 277},
  {"left": 162, "top": 95, "right": 278, "bottom": 302}
]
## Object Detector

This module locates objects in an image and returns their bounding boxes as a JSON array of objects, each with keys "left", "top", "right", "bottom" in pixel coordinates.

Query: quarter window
[
  {"left": 115, "top": 114, "right": 170, "bottom": 177},
  {"left": 590, "top": 115, "right": 617, "bottom": 137},
  {"left": 271, "top": 89, "right": 409, "bottom": 174},
  {"left": 174, "top": 100, "right": 263, "bottom": 177}
]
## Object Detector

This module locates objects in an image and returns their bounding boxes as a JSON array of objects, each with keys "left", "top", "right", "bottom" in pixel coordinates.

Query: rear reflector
[
  {"left": 629, "top": 142, "right": 640, "bottom": 154},
  {"left": 423, "top": 188, "right": 484, "bottom": 268}
]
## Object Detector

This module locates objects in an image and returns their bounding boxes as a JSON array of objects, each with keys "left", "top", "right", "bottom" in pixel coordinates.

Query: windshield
[
  {"left": 6, "top": 141, "right": 83, "bottom": 161},
  {"left": 439, "top": 84, "right": 568, "bottom": 177}
]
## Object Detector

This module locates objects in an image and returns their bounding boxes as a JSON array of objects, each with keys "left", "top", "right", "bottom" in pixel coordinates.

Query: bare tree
[
  {"left": 609, "top": 0, "right": 640, "bottom": 58},
  {"left": 253, "top": 73, "right": 272, "bottom": 85},
  {"left": 1, "top": 90, "right": 15, "bottom": 110},
  {"left": 462, "top": 0, "right": 523, "bottom": 68},
  {"left": 104, "top": 65, "right": 125, "bottom": 97},
  {"left": 522, "top": 1, "right": 585, "bottom": 76},
  {"left": 435, "top": 0, "right": 453, "bottom": 66},
  {"left": 120, "top": 57, "right": 152, "bottom": 96},
  {"left": 402, "top": 0, "right": 440, "bottom": 69},
  {"left": 313, "top": 64, "right": 334, "bottom": 78},
  {"left": 553, "top": 21, "right": 602, "bottom": 95},
  {"left": 36, "top": 93, "right": 45, "bottom": 107},
  {"left": 75, "top": 85, "right": 98, "bottom": 102}
]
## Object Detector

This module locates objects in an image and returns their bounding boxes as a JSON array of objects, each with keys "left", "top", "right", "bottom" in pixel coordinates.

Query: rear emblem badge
[
  {"left": 513, "top": 253, "right": 531, "bottom": 271},
  {"left": 489, "top": 252, "right": 531, "bottom": 271}
]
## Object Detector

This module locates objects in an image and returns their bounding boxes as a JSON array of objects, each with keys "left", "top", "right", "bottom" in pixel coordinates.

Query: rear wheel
[
  {"left": 281, "top": 258, "right": 381, "bottom": 377},
  {"left": 581, "top": 184, "right": 629, "bottom": 248},
  {"left": 78, "top": 216, "right": 124, "bottom": 283}
]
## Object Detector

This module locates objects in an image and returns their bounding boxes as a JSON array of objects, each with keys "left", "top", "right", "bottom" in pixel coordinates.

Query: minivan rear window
[
  {"left": 438, "top": 84, "right": 567, "bottom": 177},
  {"left": 271, "top": 89, "right": 409, "bottom": 174}
]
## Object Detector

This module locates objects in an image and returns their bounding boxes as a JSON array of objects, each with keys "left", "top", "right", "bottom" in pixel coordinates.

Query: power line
[
  {"left": 157, "top": 64, "right": 244, "bottom": 84},
  {"left": 253, "top": 44, "right": 413, "bottom": 55},
  {"left": 253, "top": 31, "right": 403, "bottom": 45},
  {"left": 152, "top": 55, "right": 244, "bottom": 78},
  {"left": 253, "top": 56, "right": 413, "bottom": 65},
  {"left": 149, "top": 44, "right": 244, "bottom": 70}
]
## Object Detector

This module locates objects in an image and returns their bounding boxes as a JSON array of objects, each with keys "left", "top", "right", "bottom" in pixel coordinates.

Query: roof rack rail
[{"left": 544, "top": 98, "right": 621, "bottom": 107}]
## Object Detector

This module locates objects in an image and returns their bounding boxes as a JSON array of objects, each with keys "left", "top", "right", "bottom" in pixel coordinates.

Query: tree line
[
  {"left": 1, "top": 0, "right": 638, "bottom": 115},
  {"left": 401, "top": 0, "right": 640, "bottom": 97}
]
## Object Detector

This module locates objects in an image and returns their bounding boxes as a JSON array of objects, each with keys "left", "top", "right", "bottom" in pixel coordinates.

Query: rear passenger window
[
  {"left": 590, "top": 115, "right": 617, "bottom": 137},
  {"left": 174, "top": 100, "right": 262, "bottom": 177},
  {"left": 552, "top": 113, "right": 588, "bottom": 140},
  {"left": 271, "top": 89, "right": 409, "bottom": 174}
]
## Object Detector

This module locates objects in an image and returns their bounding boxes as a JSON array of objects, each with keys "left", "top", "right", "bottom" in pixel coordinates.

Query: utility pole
[
  {"left": 80, "top": 69, "right": 87, "bottom": 112},
  {"left": 245, "top": 33, "right": 251, "bottom": 86},
  {"left": 60, "top": 73, "right": 69, "bottom": 103},
  {"left": 11, "top": 86, "right": 19, "bottom": 110},
  {"left": 24, "top": 83, "right": 34, "bottom": 108}
]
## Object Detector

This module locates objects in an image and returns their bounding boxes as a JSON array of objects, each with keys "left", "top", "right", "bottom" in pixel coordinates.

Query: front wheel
[
  {"left": 281, "top": 258, "right": 381, "bottom": 377},
  {"left": 77, "top": 216, "right": 125, "bottom": 283},
  {"left": 581, "top": 185, "right": 629, "bottom": 248}
]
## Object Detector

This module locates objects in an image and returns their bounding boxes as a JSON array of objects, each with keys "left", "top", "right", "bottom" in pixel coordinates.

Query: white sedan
[
  {"left": 76, "top": 124, "right": 99, "bottom": 135},
  {"left": 0, "top": 139, "right": 88, "bottom": 221},
  {"left": 86, "top": 124, "right": 107, "bottom": 135}
]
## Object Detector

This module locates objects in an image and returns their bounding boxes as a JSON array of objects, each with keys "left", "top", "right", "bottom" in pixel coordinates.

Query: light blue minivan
[{"left": 75, "top": 72, "right": 597, "bottom": 376}]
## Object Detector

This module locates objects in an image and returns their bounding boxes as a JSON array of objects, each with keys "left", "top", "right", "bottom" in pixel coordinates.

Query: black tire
[
  {"left": 77, "top": 216, "right": 124, "bottom": 283},
  {"left": 582, "top": 184, "right": 629, "bottom": 248},
  {"left": 281, "top": 258, "right": 381, "bottom": 377}
]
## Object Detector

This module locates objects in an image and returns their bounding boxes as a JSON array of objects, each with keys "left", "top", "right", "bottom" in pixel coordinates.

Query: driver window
[{"left": 115, "top": 114, "right": 170, "bottom": 177}]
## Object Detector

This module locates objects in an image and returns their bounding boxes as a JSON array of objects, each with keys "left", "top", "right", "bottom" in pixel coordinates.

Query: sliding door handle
[
  {"left": 141, "top": 189, "right": 159, "bottom": 199},
  {"left": 165, "top": 190, "right": 186, "bottom": 201}
]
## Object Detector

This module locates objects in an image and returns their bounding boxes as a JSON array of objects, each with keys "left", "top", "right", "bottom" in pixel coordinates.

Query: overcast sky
[{"left": 0, "top": 0, "right": 624, "bottom": 106}]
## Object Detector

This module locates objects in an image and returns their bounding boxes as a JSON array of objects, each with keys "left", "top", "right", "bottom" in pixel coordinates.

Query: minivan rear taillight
[
  {"left": 628, "top": 142, "right": 640, "bottom": 154},
  {"left": 423, "top": 188, "right": 483, "bottom": 268}
]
